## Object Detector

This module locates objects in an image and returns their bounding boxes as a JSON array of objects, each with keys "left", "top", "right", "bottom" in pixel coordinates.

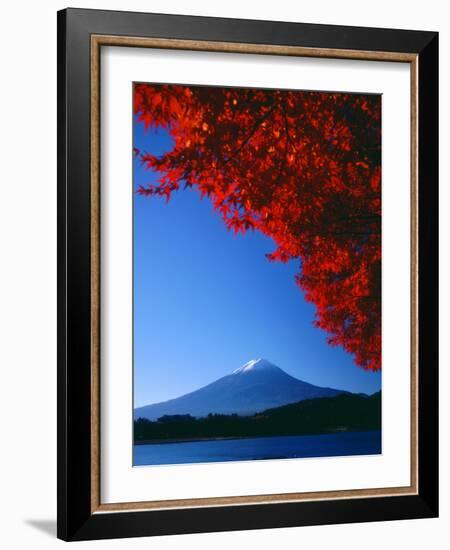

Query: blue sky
[{"left": 133, "top": 118, "right": 381, "bottom": 408}]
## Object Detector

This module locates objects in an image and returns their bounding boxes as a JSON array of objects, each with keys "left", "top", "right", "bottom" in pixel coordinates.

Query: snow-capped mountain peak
[
  {"left": 134, "top": 358, "right": 348, "bottom": 420},
  {"left": 232, "top": 358, "right": 278, "bottom": 374}
]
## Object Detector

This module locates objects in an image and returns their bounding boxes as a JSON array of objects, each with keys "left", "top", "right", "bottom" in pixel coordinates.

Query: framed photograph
[{"left": 57, "top": 8, "right": 438, "bottom": 541}]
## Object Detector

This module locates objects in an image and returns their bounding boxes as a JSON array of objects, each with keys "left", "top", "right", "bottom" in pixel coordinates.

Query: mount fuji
[{"left": 134, "top": 358, "right": 351, "bottom": 420}]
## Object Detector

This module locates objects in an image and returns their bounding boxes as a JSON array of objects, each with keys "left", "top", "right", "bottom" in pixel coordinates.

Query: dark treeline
[{"left": 134, "top": 392, "right": 381, "bottom": 443}]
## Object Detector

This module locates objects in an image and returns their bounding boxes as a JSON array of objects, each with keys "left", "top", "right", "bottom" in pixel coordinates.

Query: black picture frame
[{"left": 57, "top": 7, "right": 438, "bottom": 541}]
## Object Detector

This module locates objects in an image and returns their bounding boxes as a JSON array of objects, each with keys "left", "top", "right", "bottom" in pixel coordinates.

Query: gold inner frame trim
[{"left": 90, "top": 34, "right": 419, "bottom": 514}]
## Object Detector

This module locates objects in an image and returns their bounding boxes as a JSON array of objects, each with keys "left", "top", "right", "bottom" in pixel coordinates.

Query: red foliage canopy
[{"left": 134, "top": 84, "right": 381, "bottom": 371}]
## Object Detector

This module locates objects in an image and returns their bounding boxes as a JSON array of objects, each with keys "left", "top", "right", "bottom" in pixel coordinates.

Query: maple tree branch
[
  {"left": 135, "top": 83, "right": 383, "bottom": 371},
  {"left": 223, "top": 102, "right": 277, "bottom": 166}
]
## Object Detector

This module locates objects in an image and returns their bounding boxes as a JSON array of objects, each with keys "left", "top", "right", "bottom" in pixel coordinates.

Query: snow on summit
[{"left": 232, "top": 358, "right": 278, "bottom": 374}]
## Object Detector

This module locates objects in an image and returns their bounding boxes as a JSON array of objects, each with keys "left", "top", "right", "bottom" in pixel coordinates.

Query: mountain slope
[{"left": 134, "top": 358, "right": 351, "bottom": 420}]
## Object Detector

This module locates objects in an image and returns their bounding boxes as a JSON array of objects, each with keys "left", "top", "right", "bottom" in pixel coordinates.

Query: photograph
[
  {"left": 51, "top": 5, "right": 438, "bottom": 542},
  {"left": 132, "top": 83, "right": 383, "bottom": 467},
  {"left": 0, "top": 0, "right": 443, "bottom": 546}
]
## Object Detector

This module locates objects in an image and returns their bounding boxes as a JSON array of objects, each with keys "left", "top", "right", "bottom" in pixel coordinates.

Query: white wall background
[{"left": 0, "top": 1, "right": 447, "bottom": 548}]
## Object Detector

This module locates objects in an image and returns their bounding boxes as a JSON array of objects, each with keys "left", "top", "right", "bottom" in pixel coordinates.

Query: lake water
[{"left": 133, "top": 430, "right": 381, "bottom": 466}]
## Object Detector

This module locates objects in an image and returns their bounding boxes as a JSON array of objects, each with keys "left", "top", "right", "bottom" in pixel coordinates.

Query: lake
[{"left": 133, "top": 430, "right": 381, "bottom": 466}]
